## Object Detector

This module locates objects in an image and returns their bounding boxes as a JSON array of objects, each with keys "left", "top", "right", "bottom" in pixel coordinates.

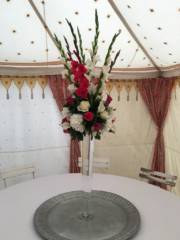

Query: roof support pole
[{"left": 108, "top": 0, "right": 161, "bottom": 75}]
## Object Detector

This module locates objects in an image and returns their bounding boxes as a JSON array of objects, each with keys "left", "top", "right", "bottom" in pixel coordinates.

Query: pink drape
[
  {"left": 46, "top": 75, "right": 81, "bottom": 173},
  {"left": 138, "top": 78, "right": 173, "bottom": 189}
]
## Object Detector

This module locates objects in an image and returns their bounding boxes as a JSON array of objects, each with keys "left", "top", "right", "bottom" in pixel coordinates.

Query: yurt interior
[{"left": 0, "top": 1, "right": 180, "bottom": 239}]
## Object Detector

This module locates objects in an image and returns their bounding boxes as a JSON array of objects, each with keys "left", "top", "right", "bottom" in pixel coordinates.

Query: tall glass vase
[{"left": 81, "top": 135, "right": 94, "bottom": 218}]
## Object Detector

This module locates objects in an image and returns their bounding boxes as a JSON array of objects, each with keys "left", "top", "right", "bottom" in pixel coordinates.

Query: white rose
[
  {"left": 93, "top": 55, "right": 101, "bottom": 63},
  {"left": 86, "top": 59, "right": 95, "bottom": 70},
  {"left": 88, "top": 49, "right": 93, "bottom": 57},
  {"left": 100, "top": 111, "right": 109, "bottom": 120},
  {"left": 77, "top": 101, "right": 90, "bottom": 112},
  {"left": 88, "top": 83, "right": 97, "bottom": 94},
  {"left": 60, "top": 57, "right": 66, "bottom": 64},
  {"left": 92, "top": 131, "right": 97, "bottom": 137},
  {"left": 60, "top": 121, "right": 70, "bottom": 130},
  {"left": 103, "top": 65, "right": 110, "bottom": 74},
  {"left": 67, "top": 84, "right": 77, "bottom": 93},
  {"left": 99, "top": 81, "right": 106, "bottom": 93},
  {"left": 61, "top": 69, "right": 68, "bottom": 78},
  {"left": 98, "top": 101, "right": 105, "bottom": 113},
  {"left": 67, "top": 61, "right": 72, "bottom": 69},
  {"left": 90, "top": 68, "right": 100, "bottom": 77},
  {"left": 70, "top": 114, "right": 83, "bottom": 125},
  {"left": 62, "top": 107, "right": 72, "bottom": 119},
  {"left": 70, "top": 75, "right": 75, "bottom": 82},
  {"left": 71, "top": 124, "right": 85, "bottom": 133}
]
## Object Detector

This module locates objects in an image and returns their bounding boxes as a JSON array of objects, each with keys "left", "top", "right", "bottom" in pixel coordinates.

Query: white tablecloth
[{"left": 0, "top": 173, "right": 180, "bottom": 240}]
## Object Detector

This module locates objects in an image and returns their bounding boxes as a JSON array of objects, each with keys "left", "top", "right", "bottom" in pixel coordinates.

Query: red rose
[
  {"left": 63, "top": 129, "right": 69, "bottom": 133},
  {"left": 74, "top": 70, "right": 82, "bottom": 82},
  {"left": 78, "top": 63, "right": 87, "bottom": 74},
  {"left": 105, "top": 93, "right": 113, "bottom": 105},
  {"left": 76, "top": 87, "right": 88, "bottom": 99},
  {"left": 67, "top": 95, "right": 74, "bottom": 106},
  {"left": 84, "top": 112, "right": 94, "bottom": 122},
  {"left": 94, "top": 123, "right": 102, "bottom": 131},
  {"left": 61, "top": 117, "right": 70, "bottom": 124},
  {"left": 79, "top": 76, "right": 89, "bottom": 88}
]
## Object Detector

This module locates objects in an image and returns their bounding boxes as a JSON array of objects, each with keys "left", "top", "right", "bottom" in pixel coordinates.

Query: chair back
[
  {"left": 139, "top": 167, "right": 177, "bottom": 190},
  {"left": 78, "top": 157, "right": 110, "bottom": 170},
  {"left": 0, "top": 163, "right": 36, "bottom": 188}
]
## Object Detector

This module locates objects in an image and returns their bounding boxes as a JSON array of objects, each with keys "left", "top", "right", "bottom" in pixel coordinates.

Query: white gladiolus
[
  {"left": 60, "top": 51, "right": 63, "bottom": 56},
  {"left": 61, "top": 69, "right": 68, "bottom": 78},
  {"left": 100, "top": 111, "right": 109, "bottom": 120},
  {"left": 60, "top": 121, "right": 71, "bottom": 130},
  {"left": 99, "top": 81, "right": 106, "bottom": 93},
  {"left": 98, "top": 101, "right": 105, "bottom": 112},
  {"left": 71, "top": 124, "right": 85, "bottom": 133},
  {"left": 67, "top": 61, "right": 72, "bottom": 69},
  {"left": 60, "top": 57, "right": 66, "bottom": 64},
  {"left": 77, "top": 101, "right": 90, "bottom": 112},
  {"left": 62, "top": 107, "right": 72, "bottom": 119},
  {"left": 70, "top": 75, "right": 75, "bottom": 82},
  {"left": 70, "top": 114, "right": 83, "bottom": 125},
  {"left": 94, "top": 46, "right": 99, "bottom": 53},
  {"left": 86, "top": 59, "right": 95, "bottom": 70},
  {"left": 93, "top": 55, "right": 101, "bottom": 63},
  {"left": 67, "top": 84, "right": 77, "bottom": 93},
  {"left": 65, "top": 53, "right": 67, "bottom": 59},
  {"left": 102, "top": 72, "right": 109, "bottom": 81},
  {"left": 88, "top": 83, "right": 97, "bottom": 94},
  {"left": 88, "top": 49, "right": 93, "bottom": 57},
  {"left": 84, "top": 74, "right": 91, "bottom": 82},
  {"left": 90, "top": 68, "right": 100, "bottom": 77},
  {"left": 92, "top": 41, "right": 94, "bottom": 46},
  {"left": 106, "top": 57, "right": 112, "bottom": 66},
  {"left": 103, "top": 65, "right": 110, "bottom": 74}
]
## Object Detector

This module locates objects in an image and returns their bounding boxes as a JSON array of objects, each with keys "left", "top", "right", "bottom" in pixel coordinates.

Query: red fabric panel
[
  {"left": 138, "top": 78, "right": 173, "bottom": 190},
  {"left": 46, "top": 75, "right": 81, "bottom": 173}
]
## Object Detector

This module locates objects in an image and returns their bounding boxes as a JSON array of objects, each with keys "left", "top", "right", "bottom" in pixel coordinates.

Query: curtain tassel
[
  {"left": 42, "top": 90, "right": 45, "bottom": 99},
  {"left": 127, "top": 93, "right": 129, "bottom": 101},
  {"left": 7, "top": 90, "right": 9, "bottom": 99},
  {"left": 19, "top": 90, "right": 22, "bottom": 99},
  {"left": 118, "top": 92, "right": 120, "bottom": 101},
  {"left": 136, "top": 92, "right": 138, "bottom": 101},
  {"left": 31, "top": 90, "right": 33, "bottom": 99}
]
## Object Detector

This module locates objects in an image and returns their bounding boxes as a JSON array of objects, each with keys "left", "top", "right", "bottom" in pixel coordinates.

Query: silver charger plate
[{"left": 34, "top": 191, "right": 140, "bottom": 240}]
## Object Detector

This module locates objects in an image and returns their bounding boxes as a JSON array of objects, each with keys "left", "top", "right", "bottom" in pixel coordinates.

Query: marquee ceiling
[{"left": 0, "top": 0, "right": 180, "bottom": 75}]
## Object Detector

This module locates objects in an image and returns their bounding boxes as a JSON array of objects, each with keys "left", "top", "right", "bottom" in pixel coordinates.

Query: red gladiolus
[
  {"left": 79, "top": 76, "right": 89, "bottom": 88},
  {"left": 71, "top": 60, "right": 79, "bottom": 68},
  {"left": 84, "top": 112, "right": 94, "bottom": 122},
  {"left": 78, "top": 63, "right": 87, "bottom": 74},
  {"left": 112, "top": 117, "right": 116, "bottom": 123},
  {"left": 67, "top": 58, "right": 71, "bottom": 61},
  {"left": 76, "top": 87, "right": 88, "bottom": 99},
  {"left": 67, "top": 95, "right": 74, "bottom": 106},
  {"left": 74, "top": 70, "right": 82, "bottom": 82},
  {"left": 105, "top": 93, "right": 113, "bottom": 105},
  {"left": 94, "top": 123, "right": 102, "bottom": 131}
]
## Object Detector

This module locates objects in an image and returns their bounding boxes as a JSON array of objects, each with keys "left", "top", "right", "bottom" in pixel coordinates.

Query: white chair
[
  {"left": 0, "top": 163, "right": 36, "bottom": 188},
  {"left": 78, "top": 157, "right": 110, "bottom": 172},
  {"left": 139, "top": 167, "right": 177, "bottom": 192}
]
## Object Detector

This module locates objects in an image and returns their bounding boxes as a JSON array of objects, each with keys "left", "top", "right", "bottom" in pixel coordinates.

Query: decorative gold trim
[{"left": 106, "top": 82, "right": 114, "bottom": 94}]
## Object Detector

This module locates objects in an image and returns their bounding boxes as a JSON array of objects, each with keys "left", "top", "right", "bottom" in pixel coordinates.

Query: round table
[{"left": 0, "top": 173, "right": 180, "bottom": 240}]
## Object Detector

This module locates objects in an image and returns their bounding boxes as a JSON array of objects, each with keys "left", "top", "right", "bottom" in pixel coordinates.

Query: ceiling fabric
[{"left": 0, "top": 0, "right": 180, "bottom": 77}]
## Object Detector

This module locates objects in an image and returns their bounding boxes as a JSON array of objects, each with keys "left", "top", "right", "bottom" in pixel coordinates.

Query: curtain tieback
[{"left": 156, "top": 127, "right": 163, "bottom": 131}]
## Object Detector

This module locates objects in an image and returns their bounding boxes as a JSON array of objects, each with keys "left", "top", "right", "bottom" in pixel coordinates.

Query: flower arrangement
[{"left": 54, "top": 10, "right": 120, "bottom": 142}]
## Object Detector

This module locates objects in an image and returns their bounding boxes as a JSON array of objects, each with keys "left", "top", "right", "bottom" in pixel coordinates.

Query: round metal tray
[{"left": 34, "top": 191, "right": 140, "bottom": 240}]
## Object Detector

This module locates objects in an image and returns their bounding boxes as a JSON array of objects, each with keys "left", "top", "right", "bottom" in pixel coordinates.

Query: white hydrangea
[
  {"left": 62, "top": 107, "right": 72, "bottom": 119},
  {"left": 71, "top": 124, "right": 85, "bottom": 133}
]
